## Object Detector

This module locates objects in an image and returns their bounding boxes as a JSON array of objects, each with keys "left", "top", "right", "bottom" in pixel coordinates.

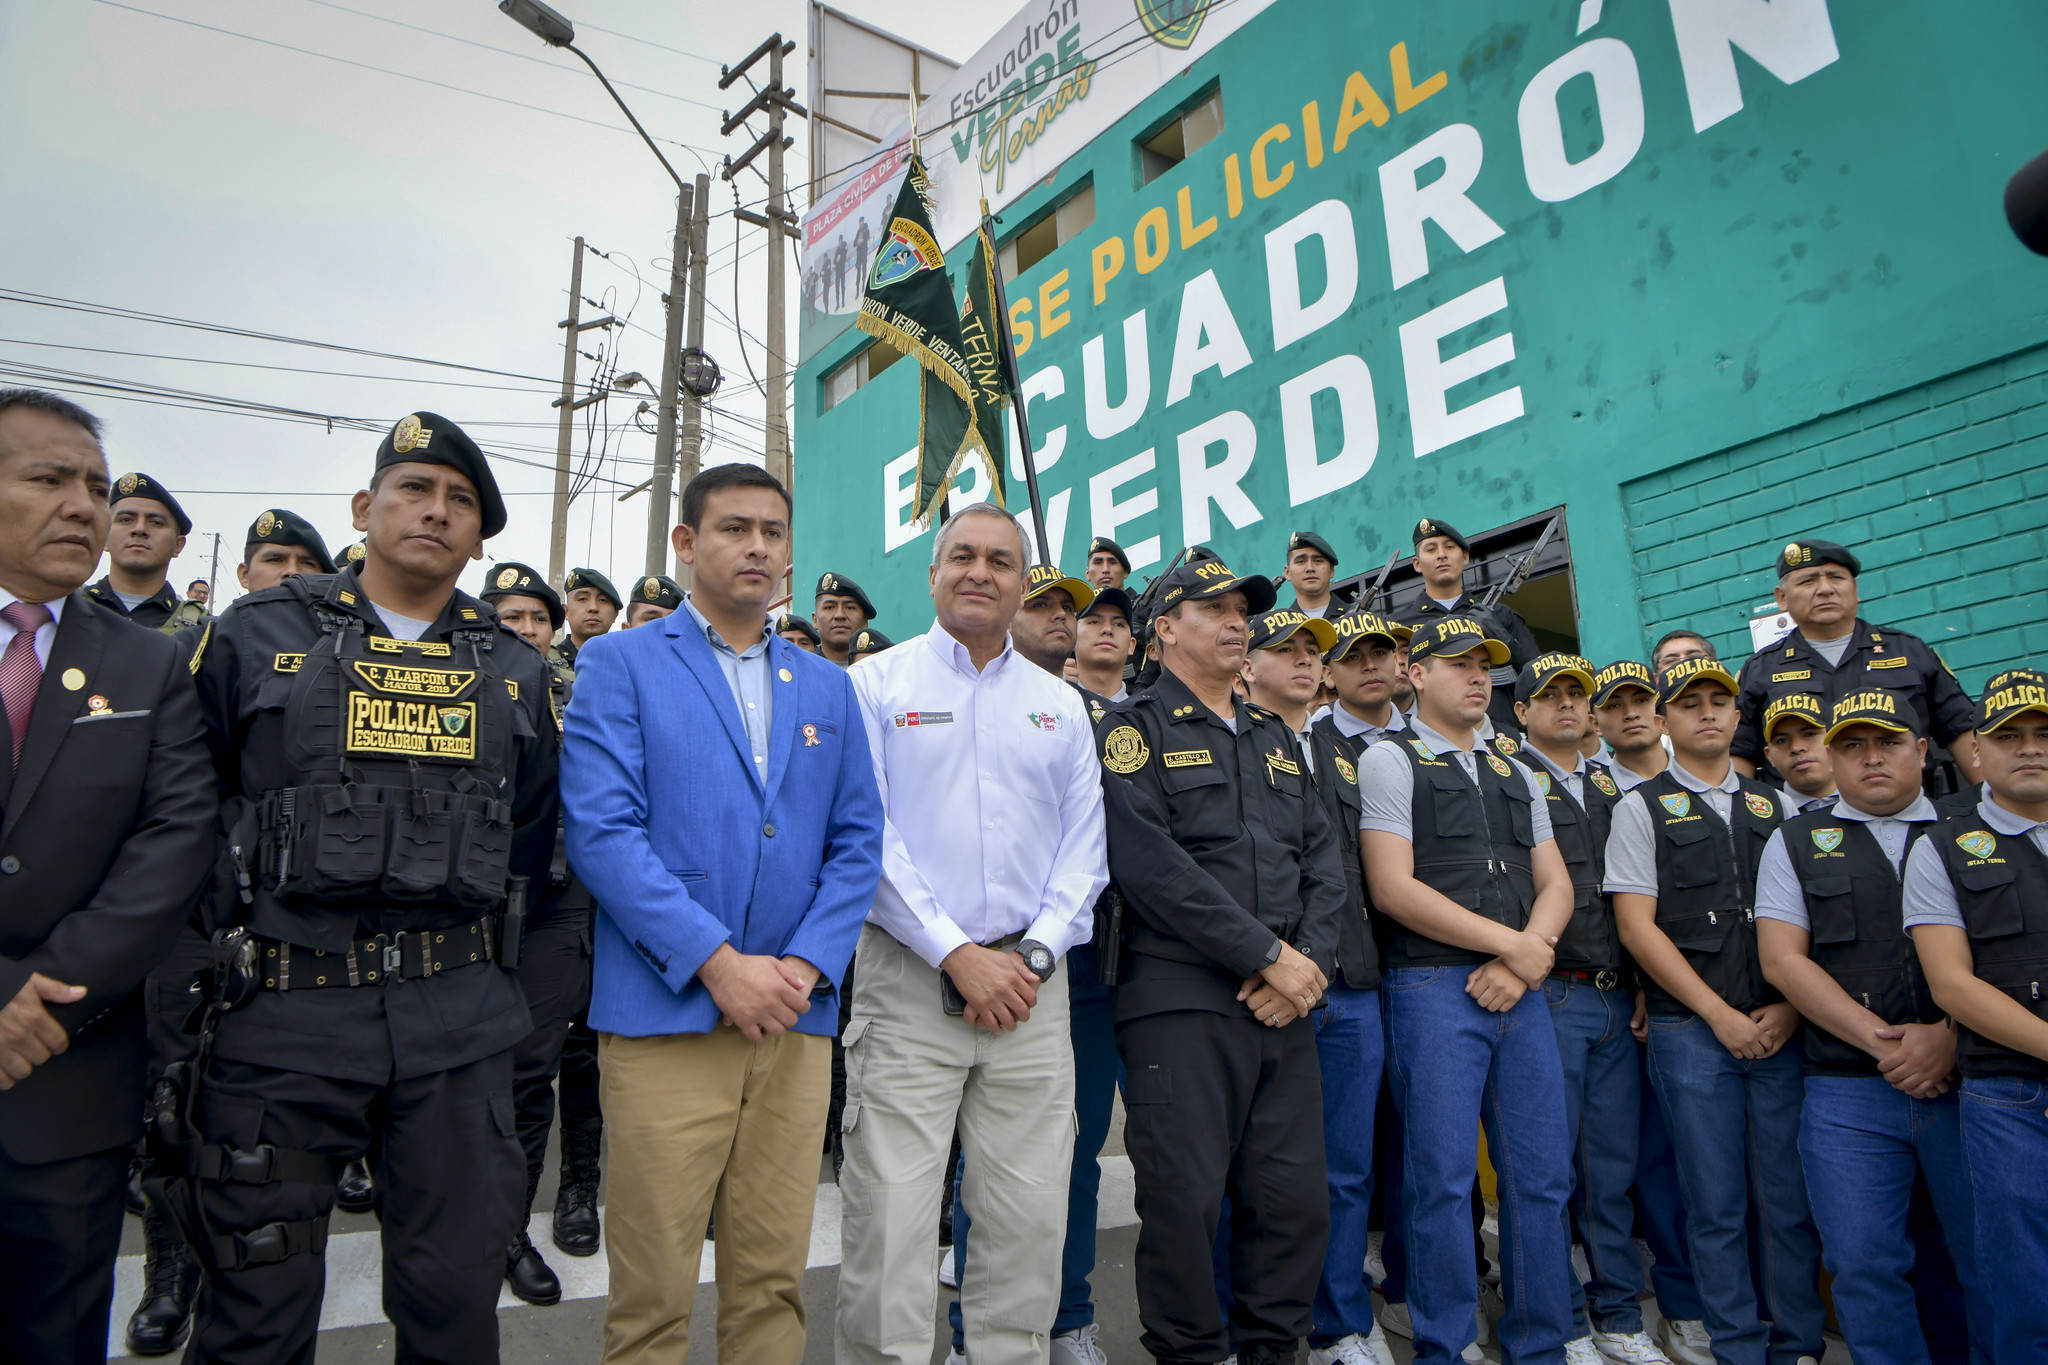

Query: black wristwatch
[{"left": 1019, "top": 939, "right": 1057, "bottom": 982}]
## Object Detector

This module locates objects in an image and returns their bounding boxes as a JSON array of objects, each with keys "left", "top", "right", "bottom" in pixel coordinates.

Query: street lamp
[{"left": 501, "top": 0, "right": 695, "bottom": 576}]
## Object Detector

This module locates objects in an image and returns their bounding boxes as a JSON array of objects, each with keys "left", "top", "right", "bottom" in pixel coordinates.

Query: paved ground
[{"left": 112, "top": 1100, "right": 1849, "bottom": 1362}]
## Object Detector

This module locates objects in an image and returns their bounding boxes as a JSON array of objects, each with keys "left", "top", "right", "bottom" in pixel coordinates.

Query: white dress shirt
[
  {"left": 851, "top": 624, "right": 1108, "bottom": 968},
  {"left": 0, "top": 587, "right": 65, "bottom": 667}
]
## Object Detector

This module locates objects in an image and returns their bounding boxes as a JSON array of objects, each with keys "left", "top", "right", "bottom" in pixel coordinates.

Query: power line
[
  {"left": 0, "top": 336, "right": 559, "bottom": 395},
  {"left": 88, "top": 0, "right": 728, "bottom": 165},
  {"left": 0, "top": 288, "right": 557, "bottom": 383}
]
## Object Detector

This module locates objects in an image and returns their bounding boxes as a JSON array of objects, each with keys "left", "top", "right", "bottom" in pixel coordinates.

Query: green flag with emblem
[{"left": 855, "top": 152, "right": 979, "bottom": 528}]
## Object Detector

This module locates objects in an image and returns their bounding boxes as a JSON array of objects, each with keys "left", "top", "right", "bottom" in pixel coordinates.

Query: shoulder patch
[
  {"left": 1103, "top": 725, "right": 1150, "bottom": 774},
  {"left": 1493, "top": 734, "right": 1519, "bottom": 754},
  {"left": 1485, "top": 752, "right": 1514, "bottom": 778},
  {"left": 1407, "top": 738, "right": 1437, "bottom": 761},
  {"left": 1534, "top": 770, "right": 1553, "bottom": 796},
  {"left": 1744, "top": 791, "right": 1779, "bottom": 820},
  {"left": 1810, "top": 827, "right": 1844, "bottom": 854},
  {"left": 1589, "top": 769, "right": 1619, "bottom": 797},
  {"left": 1659, "top": 791, "right": 1691, "bottom": 818},
  {"left": 1957, "top": 830, "right": 1996, "bottom": 860},
  {"left": 1333, "top": 752, "right": 1357, "bottom": 785}
]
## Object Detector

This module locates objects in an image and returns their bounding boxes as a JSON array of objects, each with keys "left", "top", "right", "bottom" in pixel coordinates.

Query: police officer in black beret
[
  {"left": 341, "top": 539, "right": 367, "bottom": 567},
  {"left": 1086, "top": 536, "right": 1132, "bottom": 591},
  {"left": 87, "top": 472, "right": 208, "bottom": 632},
  {"left": 1096, "top": 556, "right": 1344, "bottom": 1365},
  {"left": 848, "top": 625, "right": 894, "bottom": 660},
  {"left": 238, "top": 509, "right": 336, "bottom": 587},
  {"left": 624, "top": 574, "right": 684, "bottom": 628},
  {"left": 560, "top": 568, "right": 621, "bottom": 668},
  {"left": 1732, "top": 539, "right": 1980, "bottom": 794},
  {"left": 776, "top": 612, "right": 822, "bottom": 653},
  {"left": 814, "top": 571, "right": 875, "bottom": 666},
  {"left": 1398, "top": 518, "right": 1541, "bottom": 738},
  {"left": 480, "top": 561, "right": 598, "bottom": 1305},
  {"left": 168, "top": 412, "right": 559, "bottom": 1362},
  {"left": 1280, "top": 531, "right": 1342, "bottom": 620}
]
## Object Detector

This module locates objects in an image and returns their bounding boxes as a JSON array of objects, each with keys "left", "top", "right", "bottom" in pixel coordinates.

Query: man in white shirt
[{"left": 838, "top": 503, "right": 1108, "bottom": 1365}]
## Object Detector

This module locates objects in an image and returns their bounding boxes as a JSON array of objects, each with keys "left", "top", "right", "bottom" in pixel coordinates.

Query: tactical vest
[
  {"left": 1932, "top": 815, "right": 2048, "bottom": 1080},
  {"left": 1783, "top": 811, "right": 1940, "bottom": 1075},
  {"left": 1385, "top": 737, "right": 1538, "bottom": 969},
  {"left": 1638, "top": 771, "right": 1784, "bottom": 1015},
  {"left": 1540, "top": 758, "right": 1623, "bottom": 973},
  {"left": 1307, "top": 719, "right": 1379, "bottom": 989},
  {"left": 246, "top": 592, "right": 522, "bottom": 949}
]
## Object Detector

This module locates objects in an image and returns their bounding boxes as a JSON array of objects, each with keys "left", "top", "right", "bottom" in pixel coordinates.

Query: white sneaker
[
  {"left": 1795, "top": 1358, "right": 1820, "bottom": 1365},
  {"left": 1566, "top": 1339, "right": 1602, "bottom": 1365},
  {"left": 1360, "top": 1322, "right": 1397, "bottom": 1365},
  {"left": 1051, "top": 1323, "right": 1109, "bottom": 1365},
  {"left": 1474, "top": 1287, "right": 1502, "bottom": 1346},
  {"left": 1308, "top": 1332, "right": 1379, "bottom": 1365},
  {"left": 1592, "top": 1328, "right": 1675, "bottom": 1364},
  {"left": 1364, "top": 1231, "right": 1387, "bottom": 1289},
  {"left": 1656, "top": 1318, "right": 1713, "bottom": 1365},
  {"left": 945, "top": 1353, "right": 965, "bottom": 1365},
  {"left": 1460, "top": 1345, "right": 1486, "bottom": 1365},
  {"left": 1378, "top": 1301, "right": 1413, "bottom": 1340},
  {"left": 938, "top": 1249, "right": 958, "bottom": 1289}
]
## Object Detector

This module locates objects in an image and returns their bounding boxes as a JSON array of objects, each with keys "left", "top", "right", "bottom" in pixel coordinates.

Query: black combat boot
[
  {"left": 125, "top": 1200, "right": 199, "bottom": 1356},
  {"left": 505, "top": 1229, "right": 562, "bottom": 1306},
  {"left": 126, "top": 1153, "right": 149, "bottom": 1216},
  {"left": 551, "top": 1118, "right": 602, "bottom": 1256},
  {"left": 335, "top": 1156, "right": 375, "bottom": 1214}
]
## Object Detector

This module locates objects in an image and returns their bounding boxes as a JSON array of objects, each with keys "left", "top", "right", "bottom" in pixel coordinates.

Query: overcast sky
[{"left": 0, "top": 0, "right": 1016, "bottom": 602}]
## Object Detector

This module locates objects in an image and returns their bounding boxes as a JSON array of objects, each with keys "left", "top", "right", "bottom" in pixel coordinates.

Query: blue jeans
[
  {"left": 1633, "top": 1044, "right": 1703, "bottom": 1321},
  {"left": 1543, "top": 979, "right": 1646, "bottom": 1336},
  {"left": 1797, "top": 1075, "right": 1985, "bottom": 1365},
  {"left": 1310, "top": 985, "right": 1384, "bottom": 1346},
  {"left": 1960, "top": 1074, "right": 2048, "bottom": 1365},
  {"left": 1385, "top": 966, "right": 1574, "bottom": 1365},
  {"left": 1645, "top": 1015, "right": 1822, "bottom": 1365},
  {"left": 950, "top": 943, "right": 1120, "bottom": 1348}
]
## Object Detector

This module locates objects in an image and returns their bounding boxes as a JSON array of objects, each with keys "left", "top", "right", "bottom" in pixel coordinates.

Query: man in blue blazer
[{"left": 562, "top": 463, "right": 883, "bottom": 1365}]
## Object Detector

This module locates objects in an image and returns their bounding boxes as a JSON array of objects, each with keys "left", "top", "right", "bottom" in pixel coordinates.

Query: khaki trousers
[
  {"left": 599, "top": 1027, "right": 830, "bottom": 1365},
  {"left": 835, "top": 925, "right": 1076, "bottom": 1365}
]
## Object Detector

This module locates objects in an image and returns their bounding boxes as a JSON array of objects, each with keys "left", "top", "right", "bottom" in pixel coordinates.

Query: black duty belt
[
  {"left": 256, "top": 916, "right": 499, "bottom": 990},
  {"left": 1551, "top": 967, "right": 1622, "bottom": 991}
]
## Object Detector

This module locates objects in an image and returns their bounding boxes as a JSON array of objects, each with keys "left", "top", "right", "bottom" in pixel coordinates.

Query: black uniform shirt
[
  {"left": 85, "top": 576, "right": 179, "bottom": 630},
  {"left": 1733, "top": 618, "right": 1973, "bottom": 763},
  {"left": 190, "top": 569, "right": 559, "bottom": 1084},
  {"left": 1096, "top": 668, "right": 1347, "bottom": 1022}
]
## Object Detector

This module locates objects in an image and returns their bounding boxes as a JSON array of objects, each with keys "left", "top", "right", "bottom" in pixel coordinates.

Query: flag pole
[{"left": 980, "top": 201, "right": 1050, "bottom": 565}]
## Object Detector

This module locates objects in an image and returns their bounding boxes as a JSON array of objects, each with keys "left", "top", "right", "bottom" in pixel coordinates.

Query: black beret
[
  {"left": 1412, "top": 517, "right": 1470, "bottom": 554},
  {"left": 111, "top": 472, "right": 191, "bottom": 536},
  {"left": 244, "top": 508, "right": 336, "bottom": 573},
  {"left": 1286, "top": 531, "right": 1340, "bottom": 567},
  {"left": 776, "top": 612, "right": 822, "bottom": 646},
  {"left": 1087, "top": 537, "right": 1131, "bottom": 572},
  {"left": 341, "top": 539, "right": 368, "bottom": 566},
  {"left": 850, "top": 626, "right": 895, "bottom": 658},
  {"left": 815, "top": 571, "right": 877, "bottom": 621},
  {"left": 563, "top": 567, "right": 623, "bottom": 610},
  {"left": 631, "top": 575, "right": 685, "bottom": 613},
  {"left": 375, "top": 412, "right": 506, "bottom": 539},
  {"left": 1776, "top": 539, "right": 1861, "bottom": 578},
  {"left": 480, "top": 561, "right": 563, "bottom": 629}
]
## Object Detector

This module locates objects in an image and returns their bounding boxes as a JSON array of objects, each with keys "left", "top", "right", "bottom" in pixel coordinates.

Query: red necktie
[{"left": 0, "top": 600, "right": 51, "bottom": 767}]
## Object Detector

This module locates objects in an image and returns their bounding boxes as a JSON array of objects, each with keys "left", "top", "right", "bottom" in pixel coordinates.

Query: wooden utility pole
[
  {"left": 548, "top": 238, "right": 616, "bottom": 584},
  {"left": 673, "top": 172, "right": 713, "bottom": 584},
  {"left": 722, "top": 34, "right": 805, "bottom": 491},
  {"left": 644, "top": 183, "right": 696, "bottom": 575}
]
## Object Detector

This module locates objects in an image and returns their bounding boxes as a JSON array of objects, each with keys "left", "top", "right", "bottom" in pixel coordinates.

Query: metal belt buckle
[
  {"left": 371, "top": 934, "right": 401, "bottom": 975},
  {"left": 1593, "top": 969, "right": 1620, "bottom": 991}
]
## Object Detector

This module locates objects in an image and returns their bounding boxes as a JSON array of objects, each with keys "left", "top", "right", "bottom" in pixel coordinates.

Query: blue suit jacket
[{"left": 561, "top": 610, "right": 883, "bottom": 1037}]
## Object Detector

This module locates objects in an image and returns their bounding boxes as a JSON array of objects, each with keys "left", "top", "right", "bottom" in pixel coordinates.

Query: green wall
[
  {"left": 793, "top": 0, "right": 2048, "bottom": 674},
  {"left": 1625, "top": 341, "right": 2048, "bottom": 692}
]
